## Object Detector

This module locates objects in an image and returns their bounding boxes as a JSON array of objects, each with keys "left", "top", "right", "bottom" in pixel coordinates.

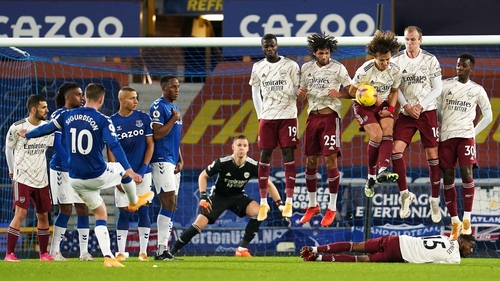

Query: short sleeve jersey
[
  {"left": 149, "top": 97, "right": 182, "bottom": 165},
  {"left": 352, "top": 59, "right": 402, "bottom": 101},
  {"left": 438, "top": 77, "right": 491, "bottom": 141},
  {"left": 300, "top": 59, "right": 352, "bottom": 116},
  {"left": 6, "top": 118, "right": 53, "bottom": 188},
  {"left": 399, "top": 235, "right": 460, "bottom": 264},
  {"left": 249, "top": 56, "right": 300, "bottom": 120},
  {"left": 392, "top": 50, "right": 441, "bottom": 114},
  {"left": 111, "top": 110, "right": 153, "bottom": 172},
  {"left": 52, "top": 107, "right": 128, "bottom": 179},
  {"left": 205, "top": 155, "right": 258, "bottom": 196}
]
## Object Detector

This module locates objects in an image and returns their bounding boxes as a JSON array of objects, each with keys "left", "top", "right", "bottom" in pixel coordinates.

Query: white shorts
[
  {"left": 70, "top": 162, "right": 125, "bottom": 210},
  {"left": 115, "top": 172, "right": 152, "bottom": 208},
  {"left": 151, "top": 162, "right": 181, "bottom": 195},
  {"left": 50, "top": 169, "right": 85, "bottom": 205}
]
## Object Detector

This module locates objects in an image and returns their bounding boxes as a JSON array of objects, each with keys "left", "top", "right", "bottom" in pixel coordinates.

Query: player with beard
[
  {"left": 296, "top": 33, "right": 352, "bottom": 227},
  {"left": 5, "top": 95, "right": 54, "bottom": 262},
  {"left": 48, "top": 82, "right": 94, "bottom": 261}
]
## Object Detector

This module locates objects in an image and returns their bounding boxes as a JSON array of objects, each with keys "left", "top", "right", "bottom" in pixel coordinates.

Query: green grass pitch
[{"left": 1, "top": 257, "right": 498, "bottom": 281}]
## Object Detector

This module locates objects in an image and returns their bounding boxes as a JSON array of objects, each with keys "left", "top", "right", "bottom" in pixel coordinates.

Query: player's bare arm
[
  {"left": 152, "top": 108, "right": 181, "bottom": 141},
  {"left": 328, "top": 85, "right": 351, "bottom": 98},
  {"left": 296, "top": 87, "right": 308, "bottom": 101},
  {"left": 174, "top": 148, "right": 183, "bottom": 174},
  {"left": 379, "top": 87, "right": 399, "bottom": 117},
  {"left": 17, "top": 128, "right": 27, "bottom": 138}
]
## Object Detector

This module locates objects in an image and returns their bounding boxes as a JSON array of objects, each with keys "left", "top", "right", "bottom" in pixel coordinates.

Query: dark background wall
[{"left": 394, "top": 0, "right": 500, "bottom": 35}]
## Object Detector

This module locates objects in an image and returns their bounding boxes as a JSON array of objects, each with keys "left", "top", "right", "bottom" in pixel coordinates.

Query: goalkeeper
[{"left": 171, "top": 135, "right": 284, "bottom": 257}]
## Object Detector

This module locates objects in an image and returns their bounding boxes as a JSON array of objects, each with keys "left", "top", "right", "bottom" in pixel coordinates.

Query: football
[{"left": 355, "top": 84, "right": 377, "bottom": 107}]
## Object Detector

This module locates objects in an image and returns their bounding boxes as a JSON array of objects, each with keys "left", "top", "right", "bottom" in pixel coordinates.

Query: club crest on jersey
[
  {"left": 420, "top": 65, "right": 428, "bottom": 74},
  {"left": 467, "top": 91, "right": 474, "bottom": 98},
  {"left": 244, "top": 172, "right": 250, "bottom": 178},
  {"left": 136, "top": 120, "right": 143, "bottom": 127},
  {"left": 279, "top": 69, "right": 287, "bottom": 78}
]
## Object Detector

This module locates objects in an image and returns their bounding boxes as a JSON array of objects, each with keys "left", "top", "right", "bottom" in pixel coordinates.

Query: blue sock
[
  {"left": 159, "top": 208, "right": 173, "bottom": 218},
  {"left": 77, "top": 215, "right": 90, "bottom": 229},
  {"left": 137, "top": 206, "right": 151, "bottom": 228},
  {"left": 116, "top": 209, "right": 130, "bottom": 230},
  {"left": 54, "top": 213, "right": 70, "bottom": 228},
  {"left": 95, "top": 220, "right": 107, "bottom": 227}
]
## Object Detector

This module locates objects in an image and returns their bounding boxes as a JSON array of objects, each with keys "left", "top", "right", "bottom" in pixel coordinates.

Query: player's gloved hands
[
  {"left": 137, "top": 163, "right": 148, "bottom": 178},
  {"left": 275, "top": 200, "right": 285, "bottom": 212},
  {"left": 199, "top": 191, "right": 212, "bottom": 214}
]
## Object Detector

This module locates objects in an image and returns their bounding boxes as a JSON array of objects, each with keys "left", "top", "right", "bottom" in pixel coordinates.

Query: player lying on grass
[
  {"left": 171, "top": 135, "right": 284, "bottom": 257},
  {"left": 301, "top": 234, "right": 475, "bottom": 264}
]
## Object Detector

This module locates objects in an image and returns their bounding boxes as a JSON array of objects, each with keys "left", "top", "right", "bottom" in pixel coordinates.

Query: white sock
[
  {"left": 50, "top": 226, "right": 66, "bottom": 254},
  {"left": 165, "top": 220, "right": 173, "bottom": 249},
  {"left": 260, "top": 198, "right": 268, "bottom": 205},
  {"left": 138, "top": 227, "right": 150, "bottom": 254},
  {"left": 463, "top": 212, "right": 472, "bottom": 221},
  {"left": 312, "top": 247, "right": 318, "bottom": 253},
  {"left": 378, "top": 167, "right": 387, "bottom": 174},
  {"left": 94, "top": 225, "right": 113, "bottom": 257},
  {"left": 116, "top": 230, "right": 129, "bottom": 254},
  {"left": 286, "top": 198, "right": 292, "bottom": 204},
  {"left": 328, "top": 193, "right": 338, "bottom": 211},
  {"left": 122, "top": 181, "right": 138, "bottom": 204},
  {"left": 157, "top": 214, "right": 171, "bottom": 252},
  {"left": 451, "top": 216, "right": 461, "bottom": 224},
  {"left": 237, "top": 246, "right": 247, "bottom": 251},
  {"left": 308, "top": 192, "right": 317, "bottom": 207},
  {"left": 368, "top": 174, "right": 376, "bottom": 180},
  {"left": 78, "top": 228, "right": 90, "bottom": 255}
]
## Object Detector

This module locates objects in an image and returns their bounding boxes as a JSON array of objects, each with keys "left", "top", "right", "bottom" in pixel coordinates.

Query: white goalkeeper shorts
[
  {"left": 151, "top": 162, "right": 181, "bottom": 195},
  {"left": 50, "top": 169, "right": 85, "bottom": 205},
  {"left": 114, "top": 172, "right": 152, "bottom": 208},
  {"left": 70, "top": 162, "right": 125, "bottom": 210}
]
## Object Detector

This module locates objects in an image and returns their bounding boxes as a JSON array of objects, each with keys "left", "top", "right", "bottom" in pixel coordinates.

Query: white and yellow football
[{"left": 355, "top": 85, "right": 378, "bottom": 107}]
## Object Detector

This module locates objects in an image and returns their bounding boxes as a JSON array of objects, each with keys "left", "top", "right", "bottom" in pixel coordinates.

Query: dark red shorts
[
  {"left": 393, "top": 110, "right": 439, "bottom": 148},
  {"left": 12, "top": 181, "right": 53, "bottom": 213},
  {"left": 353, "top": 101, "right": 394, "bottom": 129},
  {"left": 304, "top": 112, "right": 341, "bottom": 157},
  {"left": 439, "top": 138, "right": 477, "bottom": 169},
  {"left": 258, "top": 118, "right": 299, "bottom": 149},
  {"left": 365, "top": 235, "right": 404, "bottom": 262}
]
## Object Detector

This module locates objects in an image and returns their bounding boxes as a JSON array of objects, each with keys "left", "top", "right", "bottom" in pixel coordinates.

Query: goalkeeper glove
[
  {"left": 199, "top": 191, "right": 212, "bottom": 214},
  {"left": 275, "top": 200, "right": 285, "bottom": 212}
]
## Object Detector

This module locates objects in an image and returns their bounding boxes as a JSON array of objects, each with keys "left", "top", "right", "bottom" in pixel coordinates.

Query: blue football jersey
[
  {"left": 51, "top": 107, "right": 131, "bottom": 179},
  {"left": 111, "top": 110, "right": 153, "bottom": 172},
  {"left": 149, "top": 97, "right": 182, "bottom": 165},
  {"left": 49, "top": 107, "right": 68, "bottom": 172}
]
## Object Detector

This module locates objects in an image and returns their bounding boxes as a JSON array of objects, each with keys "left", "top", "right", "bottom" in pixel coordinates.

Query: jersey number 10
[{"left": 70, "top": 128, "right": 93, "bottom": 155}]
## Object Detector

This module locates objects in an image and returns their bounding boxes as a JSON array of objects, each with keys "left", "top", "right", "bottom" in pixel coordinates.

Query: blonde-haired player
[{"left": 391, "top": 26, "right": 443, "bottom": 220}]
